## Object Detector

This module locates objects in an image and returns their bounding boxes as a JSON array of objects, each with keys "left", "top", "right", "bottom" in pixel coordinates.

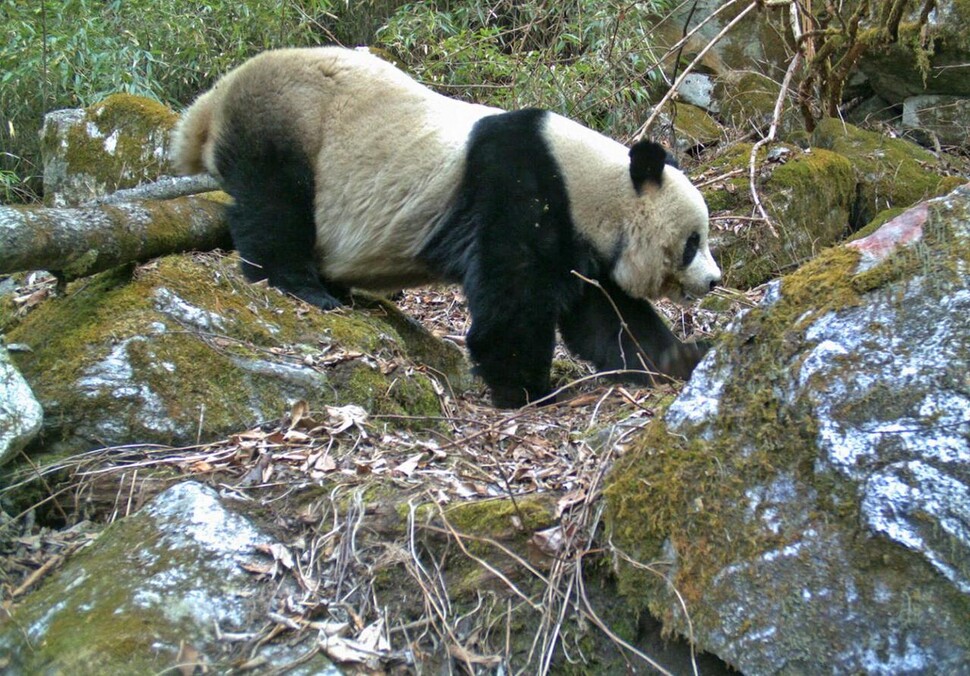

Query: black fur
[
  {"left": 560, "top": 277, "right": 710, "bottom": 384},
  {"left": 421, "top": 111, "right": 706, "bottom": 407},
  {"left": 214, "top": 107, "right": 347, "bottom": 309},
  {"left": 629, "top": 140, "right": 668, "bottom": 193},
  {"left": 421, "top": 110, "right": 590, "bottom": 407}
]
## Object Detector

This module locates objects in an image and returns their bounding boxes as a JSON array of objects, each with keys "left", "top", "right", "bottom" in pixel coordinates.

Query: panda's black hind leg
[
  {"left": 226, "top": 198, "right": 345, "bottom": 310},
  {"left": 559, "top": 277, "right": 709, "bottom": 384},
  {"left": 215, "top": 117, "right": 344, "bottom": 310}
]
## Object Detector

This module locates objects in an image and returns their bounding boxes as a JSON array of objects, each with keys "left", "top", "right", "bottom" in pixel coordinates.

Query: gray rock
[
  {"left": 678, "top": 73, "right": 717, "bottom": 112},
  {"left": 0, "top": 346, "right": 43, "bottom": 466},
  {"left": 5, "top": 253, "right": 460, "bottom": 457},
  {"left": 902, "top": 95, "right": 970, "bottom": 148},
  {"left": 40, "top": 95, "right": 179, "bottom": 207},
  {"left": 609, "top": 184, "right": 970, "bottom": 674},
  {"left": 0, "top": 481, "right": 338, "bottom": 673}
]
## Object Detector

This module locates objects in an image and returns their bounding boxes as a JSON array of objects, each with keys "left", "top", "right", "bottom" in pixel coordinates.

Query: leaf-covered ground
[{"left": 1, "top": 277, "right": 754, "bottom": 672}]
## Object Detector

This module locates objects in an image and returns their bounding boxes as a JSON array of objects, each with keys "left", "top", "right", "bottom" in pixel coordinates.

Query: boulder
[
  {"left": 857, "top": 7, "right": 970, "bottom": 103},
  {"left": 653, "top": 101, "right": 723, "bottom": 155},
  {"left": 0, "top": 481, "right": 337, "bottom": 673},
  {"left": 655, "top": 1, "right": 792, "bottom": 77},
  {"left": 41, "top": 94, "right": 179, "bottom": 207},
  {"left": 701, "top": 143, "right": 857, "bottom": 288},
  {"left": 677, "top": 73, "right": 718, "bottom": 112},
  {"left": 0, "top": 345, "right": 43, "bottom": 466},
  {"left": 902, "top": 95, "right": 970, "bottom": 149},
  {"left": 811, "top": 117, "right": 965, "bottom": 227},
  {"left": 5, "top": 253, "right": 467, "bottom": 457},
  {"left": 606, "top": 184, "right": 970, "bottom": 673},
  {"left": 713, "top": 71, "right": 799, "bottom": 134}
]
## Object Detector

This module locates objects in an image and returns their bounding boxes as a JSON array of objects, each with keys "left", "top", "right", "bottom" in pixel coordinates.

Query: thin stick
[
  {"left": 12, "top": 554, "right": 64, "bottom": 598},
  {"left": 748, "top": 49, "right": 804, "bottom": 236}
]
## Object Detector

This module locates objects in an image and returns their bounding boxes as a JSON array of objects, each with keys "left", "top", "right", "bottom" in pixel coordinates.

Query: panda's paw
[
  {"left": 289, "top": 287, "right": 344, "bottom": 311},
  {"left": 660, "top": 340, "right": 711, "bottom": 380}
]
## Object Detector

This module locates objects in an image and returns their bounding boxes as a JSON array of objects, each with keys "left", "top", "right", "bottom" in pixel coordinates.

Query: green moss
[
  {"left": 7, "top": 253, "right": 455, "bottom": 454},
  {"left": 811, "top": 118, "right": 959, "bottom": 227},
  {"left": 443, "top": 494, "right": 556, "bottom": 538},
  {"left": 0, "top": 493, "right": 267, "bottom": 673},
  {"left": 88, "top": 93, "right": 177, "bottom": 134},
  {"left": 42, "top": 94, "right": 178, "bottom": 205},
  {"left": 703, "top": 144, "right": 856, "bottom": 288},
  {"left": 341, "top": 362, "right": 441, "bottom": 426},
  {"left": 661, "top": 102, "right": 722, "bottom": 149},
  {"left": 716, "top": 72, "right": 781, "bottom": 128}
]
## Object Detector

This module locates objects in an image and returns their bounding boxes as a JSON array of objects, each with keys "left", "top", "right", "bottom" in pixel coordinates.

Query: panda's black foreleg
[
  {"left": 463, "top": 260, "right": 560, "bottom": 408},
  {"left": 559, "top": 277, "right": 709, "bottom": 385}
]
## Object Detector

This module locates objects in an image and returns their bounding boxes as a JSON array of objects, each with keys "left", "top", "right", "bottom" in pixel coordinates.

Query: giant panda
[{"left": 172, "top": 47, "right": 721, "bottom": 408}]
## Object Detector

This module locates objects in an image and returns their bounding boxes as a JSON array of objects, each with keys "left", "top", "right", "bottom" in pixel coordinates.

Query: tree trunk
[{"left": 0, "top": 194, "right": 230, "bottom": 282}]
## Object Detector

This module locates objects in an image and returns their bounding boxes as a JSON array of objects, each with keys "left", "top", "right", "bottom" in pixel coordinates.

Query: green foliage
[
  {"left": 0, "top": 0, "right": 398, "bottom": 204},
  {"left": 376, "top": 0, "right": 673, "bottom": 136}
]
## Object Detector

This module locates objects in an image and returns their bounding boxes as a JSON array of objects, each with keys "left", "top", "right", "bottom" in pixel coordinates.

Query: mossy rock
[
  {"left": 6, "top": 253, "right": 465, "bottom": 457},
  {"left": 604, "top": 185, "right": 970, "bottom": 673},
  {"left": 701, "top": 143, "right": 857, "bottom": 288},
  {"left": 847, "top": 206, "right": 908, "bottom": 242},
  {"left": 654, "top": 101, "right": 723, "bottom": 154},
  {"left": 857, "top": 16, "right": 970, "bottom": 102},
  {"left": 41, "top": 94, "right": 179, "bottom": 207},
  {"left": 0, "top": 482, "right": 337, "bottom": 674},
  {"left": 811, "top": 117, "right": 963, "bottom": 226},
  {"left": 714, "top": 72, "right": 776, "bottom": 126}
]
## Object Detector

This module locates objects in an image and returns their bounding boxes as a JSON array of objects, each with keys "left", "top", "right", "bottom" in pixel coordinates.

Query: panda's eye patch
[{"left": 682, "top": 232, "right": 700, "bottom": 267}]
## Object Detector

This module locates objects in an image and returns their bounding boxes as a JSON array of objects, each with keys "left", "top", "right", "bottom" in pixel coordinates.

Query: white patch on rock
[
  {"left": 798, "top": 284, "right": 970, "bottom": 592},
  {"left": 152, "top": 288, "right": 227, "bottom": 333},
  {"left": 863, "top": 460, "right": 970, "bottom": 594},
  {"left": 85, "top": 120, "right": 104, "bottom": 139},
  {"left": 666, "top": 281, "right": 782, "bottom": 436},
  {"left": 136, "top": 482, "right": 271, "bottom": 628},
  {"left": 76, "top": 337, "right": 177, "bottom": 436},
  {"left": 0, "top": 347, "right": 44, "bottom": 465},
  {"left": 103, "top": 129, "right": 120, "bottom": 154},
  {"left": 664, "top": 350, "right": 727, "bottom": 437}
]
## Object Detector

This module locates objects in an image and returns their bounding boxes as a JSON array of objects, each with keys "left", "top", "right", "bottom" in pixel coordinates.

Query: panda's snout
[{"left": 682, "top": 247, "right": 721, "bottom": 297}]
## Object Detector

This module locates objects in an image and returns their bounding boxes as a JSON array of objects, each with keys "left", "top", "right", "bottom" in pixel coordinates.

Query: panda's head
[{"left": 612, "top": 140, "right": 720, "bottom": 302}]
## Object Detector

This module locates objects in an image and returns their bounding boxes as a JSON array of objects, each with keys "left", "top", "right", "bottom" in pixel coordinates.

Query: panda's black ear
[{"left": 629, "top": 140, "right": 668, "bottom": 193}]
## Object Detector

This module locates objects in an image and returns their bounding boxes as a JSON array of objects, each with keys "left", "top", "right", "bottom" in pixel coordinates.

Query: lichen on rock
[
  {"left": 41, "top": 94, "right": 179, "bottom": 207},
  {"left": 0, "top": 481, "right": 337, "bottom": 674}
]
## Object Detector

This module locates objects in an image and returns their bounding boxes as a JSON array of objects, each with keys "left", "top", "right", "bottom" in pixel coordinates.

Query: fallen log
[{"left": 0, "top": 191, "right": 230, "bottom": 282}]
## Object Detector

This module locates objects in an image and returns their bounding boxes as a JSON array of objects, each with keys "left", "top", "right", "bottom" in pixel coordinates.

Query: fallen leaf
[
  {"left": 393, "top": 453, "right": 423, "bottom": 478},
  {"left": 556, "top": 489, "right": 587, "bottom": 517}
]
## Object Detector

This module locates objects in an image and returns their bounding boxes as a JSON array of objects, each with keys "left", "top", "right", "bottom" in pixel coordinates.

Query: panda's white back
[{"left": 302, "top": 49, "right": 500, "bottom": 288}]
